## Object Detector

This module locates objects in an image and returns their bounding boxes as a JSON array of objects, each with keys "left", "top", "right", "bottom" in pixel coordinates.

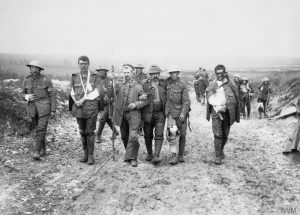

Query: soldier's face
[
  {"left": 135, "top": 68, "right": 143, "bottom": 74},
  {"left": 169, "top": 71, "right": 179, "bottom": 80},
  {"left": 216, "top": 70, "right": 225, "bottom": 81},
  {"left": 242, "top": 80, "right": 247, "bottom": 84},
  {"left": 99, "top": 70, "right": 107, "bottom": 78},
  {"left": 78, "top": 60, "right": 89, "bottom": 72},
  {"left": 150, "top": 73, "right": 160, "bottom": 81},
  {"left": 123, "top": 67, "right": 133, "bottom": 81},
  {"left": 234, "top": 77, "right": 239, "bottom": 82},
  {"left": 30, "top": 66, "right": 41, "bottom": 76}
]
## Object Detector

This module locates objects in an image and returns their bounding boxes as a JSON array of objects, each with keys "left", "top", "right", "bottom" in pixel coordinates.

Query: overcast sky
[{"left": 0, "top": 0, "right": 300, "bottom": 68}]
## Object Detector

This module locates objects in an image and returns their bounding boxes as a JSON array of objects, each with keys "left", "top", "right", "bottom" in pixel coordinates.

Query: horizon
[{"left": 0, "top": 0, "right": 300, "bottom": 69}]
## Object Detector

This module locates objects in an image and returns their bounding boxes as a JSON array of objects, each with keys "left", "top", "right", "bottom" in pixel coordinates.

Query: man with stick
[
  {"left": 113, "top": 64, "right": 147, "bottom": 167},
  {"left": 70, "top": 56, "right": 101, "bottom": 165}
]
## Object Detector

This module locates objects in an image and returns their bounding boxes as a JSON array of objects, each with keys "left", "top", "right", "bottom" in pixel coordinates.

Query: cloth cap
[{"left": 95, "top": 66, "right": 110, "bottom": 72}]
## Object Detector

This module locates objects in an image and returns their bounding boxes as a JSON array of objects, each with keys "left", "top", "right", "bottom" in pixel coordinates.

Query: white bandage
[{"left": 25, "top": 94, "right": 30, "bottom": 101}]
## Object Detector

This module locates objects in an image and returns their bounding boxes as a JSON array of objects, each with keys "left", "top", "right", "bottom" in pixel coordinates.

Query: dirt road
[{"left": 55, "top": 94, "right": 300, "bottom": 215}]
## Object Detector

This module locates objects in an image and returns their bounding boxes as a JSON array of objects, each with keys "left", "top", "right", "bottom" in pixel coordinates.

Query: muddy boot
[
  {"left": 96, "top": 123, "right": 105, "bottom": 143},
  {"left": 169, "top": 153, "right": 178, "bottom": 165},
  {"left": 214, "top": 138, "right": 222, "bottom": 165},
  {"left": 87, "top": 134, "right": 95, "bottom": 165},
  {"left": 131, "top": 159, "right": 138, "bottom": 167},
  {"left": 145, "top": 138, "right": 153, "bottom": 161},
  {"left": 79, "top": 132, "right": 88, "bottom": 162},
  {"left": 152, "top": 140, "right": 163, "bottom": 164},
  {"left": 33, "top": 134, "right": 41, "bottom": 161},
  {"left": 111, "top": 129, "right": 119, "bottom": 140},
  {"left": 39, "top": 132, "right": 47, "bottom": 157},
  {"left": 178, "top": 136, "right": 186, "bottom": 162},
  {"left": 138, "top": 128, "right": 144, "bottom": 136},
  {"left": 214, "top": 157, "right": 221, "bottom": 165}
]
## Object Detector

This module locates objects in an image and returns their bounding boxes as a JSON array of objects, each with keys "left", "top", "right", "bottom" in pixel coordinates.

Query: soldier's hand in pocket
[
  {"left": 179, "top": 114, "right": 185, "bottom": 122},
  {"left": 128, "top": 103, "right": 136, "bottom": 110}
]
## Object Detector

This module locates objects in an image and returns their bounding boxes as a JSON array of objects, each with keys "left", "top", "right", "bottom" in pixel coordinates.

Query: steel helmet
[
  {"left": 26, "top": 60, "right": 44, "bottom": 70},
  {"left": 148, "top": 65, "right": 162, "bottom": 74},
  {"left": 167, "top": 65, "right": 180, "bottom": 73},
  {"left": 134, "top": 63, "right": 144, "bottom": 69},
  {"left": 233, "top": 74, "right": 240, "bottom": 79},
  {"left": 262, "top": 77, "right": 270, "bottom": 82},
  {"left": 242, "top": 77, "right": 248, "bottom": 81}
]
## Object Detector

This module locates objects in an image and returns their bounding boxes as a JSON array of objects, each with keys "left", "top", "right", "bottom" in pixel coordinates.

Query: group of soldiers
[
  {"left": 22, "top": 56, "right": 273, "bottom": 166},
  {"left": 23, "top": 57, "right": 191, "bottom": 167},
  {"left": 194, "top": 69, "right": 273, "bottom": 119}
]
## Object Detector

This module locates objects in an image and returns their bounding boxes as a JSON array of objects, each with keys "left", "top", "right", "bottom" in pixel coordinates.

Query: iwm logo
[{"left": 279, "top": 206, "right": 298, "bottom": 214}]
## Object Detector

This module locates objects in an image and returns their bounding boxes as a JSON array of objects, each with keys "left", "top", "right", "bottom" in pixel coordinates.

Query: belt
[{"left": 153, "top": 102, "right": 163, "bottom": 112}]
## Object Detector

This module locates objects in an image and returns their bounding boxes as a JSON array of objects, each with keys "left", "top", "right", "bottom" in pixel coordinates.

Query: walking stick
[{"left": 110, "top": 65, "right": 116, "bottom": 161}]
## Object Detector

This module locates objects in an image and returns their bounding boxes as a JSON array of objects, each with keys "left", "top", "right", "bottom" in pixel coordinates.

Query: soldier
[
  {"left": 239, "top": 77, "right": 254, "bottom": 119},
  {"left": 134, "top": 63, "right": 148, "bottom": 136},
  {"left": 233, "top": 74, "right": 241, "bottom": 89},
  {"left": 257, "top": 77, "right": 272, "bottom": 119},
  {"left": 193, "top": 72, "right": 200, "bottom": 102},
  {"left": 70, "top": 56, "right": 101, "bottom": 165},
  {"left": 165, "top": 65, "right": 191, "bottom": 164},
  {"left": 197, "top": 73, "right": 209, "bottom": 105},
  {"left": 134, "top": 63, "right": 148, "bottom": 84},
  {"left": 113, "top": 64, "right": 147, "bottom": 167},
  {"left": 141, "top": 65, "right": 166, "bottom": 164},
  {"left": 95, "top": 66, "right": 119, "bottom": 143},
  {"left": 206, "top": 65, "right": 240, "bottom": 165},
  {"left": 22, "top": 60, "right": 56, "bottom": 160}
]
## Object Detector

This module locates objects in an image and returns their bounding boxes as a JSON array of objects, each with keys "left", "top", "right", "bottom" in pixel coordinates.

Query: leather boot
[
  {"left": 79, "top": 132, "right": 88, "bottom": 162},
  {"left": 178, "top": 136, "right": 186, "bottom": 162},
  {"left": 107, "top": 120, "right": 119, "bottom": 140},
  {"left": 214, "top": 138, "right": 222, "bottom": 165},
  {"left": 169, "top": 153, "right": 178, "bottom": 165},
  {"left": 152, "top": 139, "right": 163, "bottom": 164},
  {"left": 131, "top": 159, "right": 138, "bottom": 167},
  {"left": 40, "top": 131, "right": 47, "bottom": 156},
  {"left": 96, "top": 123, "right": 105, "bottom": 143},
  {"left": 87, "top": 134, "right": 95, "bottom": 165},
  {"left": 145, "top": 138, "right": 153, "bottom": 161},
  {"left": 33, "top": 133, "right": 41, "bottom": 161},
  {"left": 111, "top": 128, "right": 119, "bottom": 140}
]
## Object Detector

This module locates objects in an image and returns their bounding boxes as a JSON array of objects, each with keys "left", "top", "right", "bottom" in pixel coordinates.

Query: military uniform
[
  {"left": 23, "top": 70, "right": 56, "bottom": 159},
  {"left": 206, "top": 78, "right": 240, "bottom": 164},
  {"left": 113, "top": 79, "right": 147, "bottom": 163},
  {"left": 195, "top": 76, "right": 209, "bottom": 104},
  {"left": 165, "top": 76, "right": 191, "bottom": 163},
  {"left": 239, "top": 79, "right": 254, "bottom": 119},
  {"left": 96, "top": 73, "right": 119, "bottom": 142},
  {"left": 257, "top": 77, "right": 272, "bottom": 118},
  {"left": 70, "top": 70, "right": 101, "bottom": 164},
  {"left": 142, "top": 66, "right": 167, "bottom": 164}
]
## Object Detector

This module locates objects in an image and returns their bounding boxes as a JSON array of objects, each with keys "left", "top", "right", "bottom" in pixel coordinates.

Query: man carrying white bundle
[{"left": 206, "top": 65, "right": 240, "bottom": 164}]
